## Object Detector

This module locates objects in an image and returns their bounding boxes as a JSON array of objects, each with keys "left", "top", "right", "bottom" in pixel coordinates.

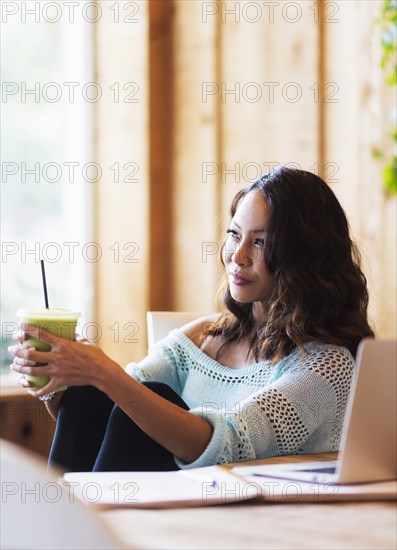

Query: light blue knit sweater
[{"left": 125, "top": 329, "right": 355, "bottom": 469}]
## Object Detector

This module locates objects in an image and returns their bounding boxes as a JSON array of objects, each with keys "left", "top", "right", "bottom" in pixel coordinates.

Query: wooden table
[{"left": 99, "top": 453, "right": 397, "bottom": 550}]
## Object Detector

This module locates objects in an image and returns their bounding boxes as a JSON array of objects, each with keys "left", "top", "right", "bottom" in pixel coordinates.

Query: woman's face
[{"left": 224, "top": 190, "right": 274, "bottom": 305}]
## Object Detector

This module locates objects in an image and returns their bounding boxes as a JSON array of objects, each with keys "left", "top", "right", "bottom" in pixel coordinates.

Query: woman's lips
[{"left": 230, "top": 272, "right": 252, "bottom": 286}]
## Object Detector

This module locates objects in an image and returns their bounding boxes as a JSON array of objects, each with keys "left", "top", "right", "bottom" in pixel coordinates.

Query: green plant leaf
[
  {"left": 383, "top": 157, "right": 397, "bottom": 194},
  {"left": 373, "top": 0, "right": 397, "bottom": 194},
  {"left": 372, "top": 148, "right": 384, "bottom": 159}
]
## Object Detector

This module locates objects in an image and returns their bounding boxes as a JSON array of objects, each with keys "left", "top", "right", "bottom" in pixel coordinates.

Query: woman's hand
[
  {"left": 8, "top": 324, "right": 121, "bottom": 398},
  {"left": 8, "top": 325, "right": 214, "bottom": 464}
]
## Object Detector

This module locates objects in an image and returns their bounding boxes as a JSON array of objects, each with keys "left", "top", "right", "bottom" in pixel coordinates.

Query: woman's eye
[
  {"left": 254, "top": 238, "right": 265, "bottom": 247},
  {"left": 226, "top": 229, "right": 239, "bottom": 239}
]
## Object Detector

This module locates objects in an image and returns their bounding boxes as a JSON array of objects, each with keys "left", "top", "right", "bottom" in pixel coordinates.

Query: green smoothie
[{"left": 16, "top": 307, "right": 80, "bottom": 391}]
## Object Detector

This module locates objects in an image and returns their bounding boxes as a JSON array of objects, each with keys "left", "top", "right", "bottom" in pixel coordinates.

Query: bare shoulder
[{"left": 180, "top": 313, "right": 221, "bottom": 347}]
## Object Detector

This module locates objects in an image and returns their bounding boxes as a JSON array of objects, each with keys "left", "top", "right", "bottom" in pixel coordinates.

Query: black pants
[{"left": 49, "top": 382, "right": 189, "bottom": 472}]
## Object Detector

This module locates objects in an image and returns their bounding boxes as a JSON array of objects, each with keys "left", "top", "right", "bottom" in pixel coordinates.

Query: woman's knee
[
  {"left": 140, "top": 381, "right": 189, "bottom": 409},
  {"left": 57, "top": 385, "right": 114, "bottom": 424},
  {"left": 107, "top": 381, "right": 188, "bottom": 428}
]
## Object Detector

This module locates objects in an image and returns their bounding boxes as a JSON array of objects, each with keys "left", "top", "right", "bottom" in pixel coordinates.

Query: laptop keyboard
[{"left": 299, "top": 466, "right": 336, "bottom": 474}]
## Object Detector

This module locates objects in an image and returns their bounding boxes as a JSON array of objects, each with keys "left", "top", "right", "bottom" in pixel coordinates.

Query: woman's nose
[{"left": 232, "top": 242, "right": 250, "bottom": 266}]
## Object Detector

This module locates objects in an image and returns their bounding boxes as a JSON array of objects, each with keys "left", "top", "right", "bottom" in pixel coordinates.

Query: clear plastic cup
[{"left": 16, "top": 307, "right": 80, "bottom": 392}]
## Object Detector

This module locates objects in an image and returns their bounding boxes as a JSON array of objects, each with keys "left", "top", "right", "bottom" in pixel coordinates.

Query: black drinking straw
[{"left": 40, "top": 259, "right": 49, "bottom": 309}]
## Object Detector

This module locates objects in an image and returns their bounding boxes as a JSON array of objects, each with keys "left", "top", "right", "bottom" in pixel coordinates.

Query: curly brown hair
[{"left": 207, "top": 167, "right": 375, "bottom": 362}]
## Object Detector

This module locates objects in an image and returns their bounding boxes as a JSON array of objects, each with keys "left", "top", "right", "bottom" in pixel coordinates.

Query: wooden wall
[
  {"left": 94, "top": 0, "right": 396, "bottom": 366},
  {"left": 94, "top": 3, "right": 150, "bottom": 366},
  {"left": 0, "top": 390, "right": 55, "bottom": 458}
]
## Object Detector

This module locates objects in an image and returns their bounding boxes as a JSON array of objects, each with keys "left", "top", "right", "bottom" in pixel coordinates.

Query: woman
[{"left": 9, "top": 167, "right": 374, "bottom": 472}]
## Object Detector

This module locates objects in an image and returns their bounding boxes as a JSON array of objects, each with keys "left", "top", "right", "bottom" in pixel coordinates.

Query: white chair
[
  {"left": 146, "top": 311, "right": 214, "bottom": 349},
  {"left": 0, "top": 439, "right": 128, "bottom": 550}
]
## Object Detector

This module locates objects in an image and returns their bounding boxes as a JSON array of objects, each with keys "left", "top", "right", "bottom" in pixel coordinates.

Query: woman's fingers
[
  {"left": 9, "top": 346, "right": 51, "bottom": 376},
  {"left": 8, "top": 344, "right": 35, "bottom": 363},
  {"left": 19, "top": 323, "right": 67, "bottom": 348},
  {"left": 8, "top": 346, "right": 37, "bottom": 366},
  {"left": 10, "top": 328, "right": 108, "bottom": 394},
  {"left": 10, "top": 362, "right": 49, "bottom": 377},
  {"left": 11, "top": 362, "right": 66, "bottom": 397},
  {"left": 17, "top": 375, "right": 32, "bottom": 388},
  {"left": 8, "top": 334, "right": 84, "bottom": 398},
  {"left": 75, "top": 334, "right": 91, "bottom": 345},
  {"left": 12, "top": 329, "right": 27, "bottom": 344},
  {"left": 8, "top": 343, "right": 23, "bottom": 356},
  {"left": 8, "top": 343, "right": 54, "bottom": 365}
]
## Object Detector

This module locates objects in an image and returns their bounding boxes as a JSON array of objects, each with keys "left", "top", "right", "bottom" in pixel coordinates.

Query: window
[{"left": 1, "top": 2, "right": 94, "bottom": 379}]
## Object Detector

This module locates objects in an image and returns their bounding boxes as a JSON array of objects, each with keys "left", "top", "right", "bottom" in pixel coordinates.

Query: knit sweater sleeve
[
  {"left": 124, "top": 334, "right": 183, "bottom": 394},
  {"left": 175, "top": 343, "right": 355, "bottom": 469}
]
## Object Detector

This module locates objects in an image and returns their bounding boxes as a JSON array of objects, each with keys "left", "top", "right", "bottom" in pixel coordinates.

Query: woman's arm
[
  {"left": 9, "top": 324, "right": 213, "bottom": 463},
  {"left": 174, "top": 344, "right": 355, "bottom": 468},
  {"left": 100, "top": 366, "right": 213, "bottom": 463}
]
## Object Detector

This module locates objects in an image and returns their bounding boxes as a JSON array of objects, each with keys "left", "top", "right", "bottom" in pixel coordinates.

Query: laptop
[{"left": 235, "top": 338, "right": 397, "bottom": 485}]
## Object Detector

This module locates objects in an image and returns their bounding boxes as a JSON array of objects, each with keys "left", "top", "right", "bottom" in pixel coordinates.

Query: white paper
[
  {"left": 63, "top": 466, "right": 259, "bottom": 508},
  {"left": 232, "top": 465, "right": 397, "bottom": 502}
]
